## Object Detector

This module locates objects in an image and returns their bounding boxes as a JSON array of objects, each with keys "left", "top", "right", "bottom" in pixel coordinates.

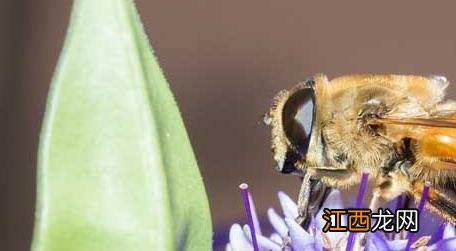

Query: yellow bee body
[{"left": 266, "top": 74, "right": 456, "bottom": 225}]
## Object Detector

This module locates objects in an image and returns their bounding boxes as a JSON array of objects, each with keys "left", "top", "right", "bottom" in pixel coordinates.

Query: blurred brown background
[{"left": 3, "top": 1, "right": 456, "bottom": 250}]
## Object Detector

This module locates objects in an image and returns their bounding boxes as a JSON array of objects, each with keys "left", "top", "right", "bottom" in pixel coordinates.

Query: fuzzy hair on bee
[{"left": 264, "top": 74, "right": 456, "bottom": 227}]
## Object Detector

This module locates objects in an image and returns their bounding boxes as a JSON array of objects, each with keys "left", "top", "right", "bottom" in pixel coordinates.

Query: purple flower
[{"left": 225, "top": 189, "right": 456, "bottom": 251}]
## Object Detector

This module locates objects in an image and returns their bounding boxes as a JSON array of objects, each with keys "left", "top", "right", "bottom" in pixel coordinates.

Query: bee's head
[{"left": 264, "top": 78, "right": 316, "bottom": 174}]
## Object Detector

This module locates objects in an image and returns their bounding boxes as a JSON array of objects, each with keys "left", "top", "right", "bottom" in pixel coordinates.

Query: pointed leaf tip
[{"left": 31, "top": 1, "right": 212, "bottom": 250}]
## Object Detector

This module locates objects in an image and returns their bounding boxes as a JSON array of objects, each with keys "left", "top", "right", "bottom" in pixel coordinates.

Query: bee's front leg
[
  {"left": 307, "top": 166, "right": 352, "bottom": 178},
  {"left": 281, "top": 173, "right": 324, "bottom": 249},
  {"left": 296, "top": 167, "right": 354, "bottom": 225},
  {"left": 296, "top": 169, "right": 341, "bottom": 228},
  {"left": 296, "top": 173, "right": 313, "bottom": 226},
  {"left": 280, "top": 168, "right": 351, "bottom": 249}
]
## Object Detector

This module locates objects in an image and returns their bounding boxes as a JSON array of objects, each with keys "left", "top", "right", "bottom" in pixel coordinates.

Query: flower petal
[
  {"left": 430, "top": 222, "right": 446, "bottom": 245},
  {"left": 321, "top": 189, "right": 345, "bottom": 210},
  {"left": 369, "top": 232, "right": 390, "bottom": 251},
  {"left": 315, "top": 189, "right": 346, "bottom": 226},
  {"left": 278, "top": 191, "right": 299, "bottom": 220},
  {"left": 342, "top": 234, "right": 370, "bottom": 251},
  {"left": 386, "top": 239, "right": 408, "bottom": 251},
  {"left": 268, "top": 208, "right": 288, "bottom": 238},
  {"left": 270, "top": 233, "right": 283, "bottom": 245},
  {"left": 417, "top": 209, "right": 445, "bottom": 238},
  {"left": 315, "top": 190, "right": 346, "bottom": 246},
  {"left": 443, "top": 224, "right": 456, "bottom": 239},
  {"left": 229, "top": 224, "right": 252, "bottom": 251},
  {"left": 427, "top": 237, "right": 456, "bottom": 251},
  {"left": 285, "top": 218, "right": 314, "bottom": 250},
  {"left": 362, "top": 238, "right": 380, "bottom": 251},
  {"left": 311, "top": 221, "right": 324, "bottom": 250},
  {"left": 243, "top": 225, "right": 282, "bottom": 251}
]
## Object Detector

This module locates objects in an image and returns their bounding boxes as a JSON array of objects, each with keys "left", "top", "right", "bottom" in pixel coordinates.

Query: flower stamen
[
  {"left": 239, "top": 183, "right": 260, "bottom": 251},
  {"left": 405, "top": 181, "right": 431, "bottom": 251},
  {"left": 345, "top": 169, "right": 370, "bottom": 251}
]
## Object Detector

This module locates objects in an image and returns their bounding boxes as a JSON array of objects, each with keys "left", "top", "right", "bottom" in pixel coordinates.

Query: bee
[{"left": 264, "top": 74, "right": 456, "bottom": 227}]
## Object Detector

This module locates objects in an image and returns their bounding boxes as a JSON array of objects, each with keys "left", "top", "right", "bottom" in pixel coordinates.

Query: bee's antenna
[
  {"left": 300, "top": 76, "right": 316, "bottom": 88},
  {"left": 259, "top": 113, "right": 272, "bottom": 126}
]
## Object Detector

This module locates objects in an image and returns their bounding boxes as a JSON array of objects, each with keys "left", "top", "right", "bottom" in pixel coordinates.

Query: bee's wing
[
  {"left": 374, "top": 114, "right": 456, "bottom": 160},
  {"left": 376, "top": 113, "right": 456, "bottom": 223},
  {"left": 412, "top": 180, "right": 456, "bottom": 225},
  {"left": 374, "top": 116, "right": 456, "bottom": 128}
]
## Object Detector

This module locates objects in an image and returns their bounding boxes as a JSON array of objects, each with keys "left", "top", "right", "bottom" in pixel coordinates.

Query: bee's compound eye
[
  {"left": 282, "top": 87, "right": 315, "bottom": 155},
  {"left": 280, "top": 150, "right": 300, "bottom": 173}
]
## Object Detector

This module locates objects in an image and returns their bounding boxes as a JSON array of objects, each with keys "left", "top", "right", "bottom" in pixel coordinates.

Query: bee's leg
[
  {"left": 280, "top": 174, "right": 313, "bottom": 249},
  {"left": 305, "top": 167, "right": 355, "bottom": 214},
  {"left": 307, "top": 166, "right": 353, "bottom": 181},
  {"left": 296, "top": 172, "right": 312, "bottom": 226},
  {"left": 310, "top": 166, "right": 347, "bottom": 171},
  {"left": 374, "top": 178, "right": 413, "bottom": 240},
  {"left": 281, "top": 173, "right": 330, "bottom": 249},
  {"left": 279, "top": 175, "right": 311, "bottom": 249},
  {"left": 296, "top": 175, "right": 331, "bottom": 228},
  {"left": 393, "top": 159, "right": 412, "bottom": 178},
  {"left": 282, "top": 168, "right": 351, "bottom": 248}
]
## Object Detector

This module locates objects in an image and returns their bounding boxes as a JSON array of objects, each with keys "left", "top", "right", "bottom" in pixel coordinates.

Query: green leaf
[{"left": 30, "top": 0, "right": 212, "bottom": 250}]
